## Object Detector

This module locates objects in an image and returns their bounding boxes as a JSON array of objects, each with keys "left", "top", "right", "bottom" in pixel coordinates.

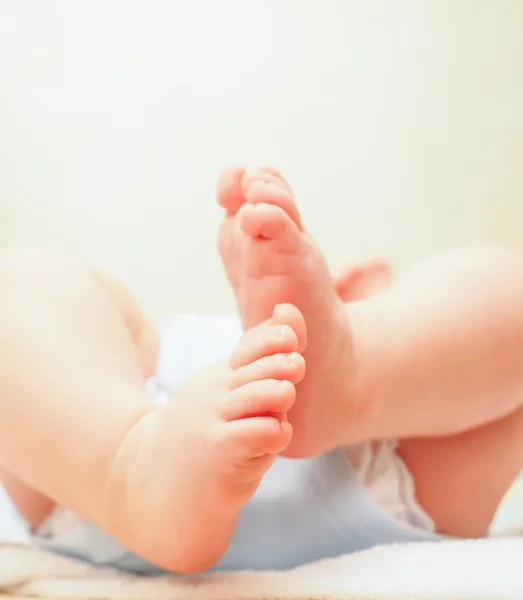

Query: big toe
[
  {"left": 217, "top": 166, "right": 247, "bottom": 215},
  {"left": 242, "top": 167, "right": 302, "bottom": 229}
]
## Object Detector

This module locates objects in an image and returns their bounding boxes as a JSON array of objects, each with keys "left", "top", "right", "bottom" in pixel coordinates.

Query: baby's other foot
[
  {"left": 105, "top": 304, "right": 306, "bottom": 573},
  {"left": 217, "top": 166, "right": 364, "bottom": 458}
]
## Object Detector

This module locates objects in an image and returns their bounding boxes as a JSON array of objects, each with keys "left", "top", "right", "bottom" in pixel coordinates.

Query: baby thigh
[
  {"left": 398, "top": 401, "right": 523, "bottom": 538},
  {"left": 0, "top": 247, "right": 150, "bottom": 530}
]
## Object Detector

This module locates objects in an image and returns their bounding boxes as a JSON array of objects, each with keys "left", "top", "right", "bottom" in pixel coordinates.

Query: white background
[{"left": 1, "top": 1, "right": 522, "bottom": 323}]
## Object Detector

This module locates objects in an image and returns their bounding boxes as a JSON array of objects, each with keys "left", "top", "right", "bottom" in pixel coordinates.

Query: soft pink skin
[
  {"left": 0, "top": 248, "right": 309, "bottom": 572},
  {"left": 217, "top": 165, "right": 523, "bottom": 539},
  {"left": 217, "top": 166, "right": 360, "bottom": 457}
]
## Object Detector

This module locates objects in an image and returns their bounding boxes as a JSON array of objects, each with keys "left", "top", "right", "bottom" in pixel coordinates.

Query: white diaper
[{"left": 345, "top": 442, "right": 435, "bottom": 531}]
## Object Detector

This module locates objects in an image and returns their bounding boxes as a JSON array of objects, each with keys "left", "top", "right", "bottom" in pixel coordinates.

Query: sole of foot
[
  {"left": 106, "top": 303, "right": 306, "bottom": 572},
  {"left": 217, "top": 166, "right": 363, "bottom": 458}
]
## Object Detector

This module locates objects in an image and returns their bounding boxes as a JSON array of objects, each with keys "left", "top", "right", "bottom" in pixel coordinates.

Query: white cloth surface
[
  {"left": 0, "top": 487, "right": 26, "bottom": 543},
  {"left": 1, "top": 538, "right": 523, "bottom": 599}
]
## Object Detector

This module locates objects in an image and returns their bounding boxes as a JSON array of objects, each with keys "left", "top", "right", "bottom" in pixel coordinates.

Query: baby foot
[
  {"left": 105, "top": 304, "right": 306, "bottom": 573},
  {"left": 217, "top": 166, "right": 365, "bottom": 458}
]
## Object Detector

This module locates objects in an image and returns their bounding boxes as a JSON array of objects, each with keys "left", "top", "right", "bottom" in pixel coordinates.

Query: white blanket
[
  {"left": 1, "top": 538, "right": 523, "bottom": 600},
  {"left": 2, "top": 466, "right": 523, "bottom": 600}
]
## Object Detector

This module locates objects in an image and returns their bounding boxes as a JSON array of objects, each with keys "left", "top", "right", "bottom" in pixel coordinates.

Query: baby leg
[
  {"left": 347, "top": 246, "right": 523, "bottom": 442},
  {"left": 294, "top": 248, "right": 523, "bottom": 537},
  {"left": 1, "top": 259, "right": 158, "bottom": 529},
  {"left": 343, "top": 246, "right": 523, "bottom": 537},
  {"left": 0, "top": 247, "right": 306, "bottom": 572},
  {"left": 398, "top": 405, "right": 523, "bottom": 538},
  {"left": 0, "top": 247, "right": 152, "bottom": 528}
]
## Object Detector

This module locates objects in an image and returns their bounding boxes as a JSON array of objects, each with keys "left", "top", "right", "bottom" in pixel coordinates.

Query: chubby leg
[
  {"left": 217, "top": 166, "right": 523, "bottom": 454},
  {"left": 1, "top": 256, "right": 159, "bottom": 530},
  {"left": 0, "top": 247, "right": 152, "bottom": 534},
  {"left": 234, "top": 235, "right": 523, "bottom": 538},
  {"left": 338, "top": 247, "right": 523, "bottom": 537},
  {"left": 0, "top": 246, "right": 307, "bottom": 572},
  {"left": 349, "top": 246, "right": 523, "bottom": 442},
  {"left": 398, "top": 405, "right": 523, "bottom": 538}
]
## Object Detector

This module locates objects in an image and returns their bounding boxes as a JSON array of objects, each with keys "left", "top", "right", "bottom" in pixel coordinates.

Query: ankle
[{"left": 339, "top": 300, "right": 384, "bottom": 445}]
